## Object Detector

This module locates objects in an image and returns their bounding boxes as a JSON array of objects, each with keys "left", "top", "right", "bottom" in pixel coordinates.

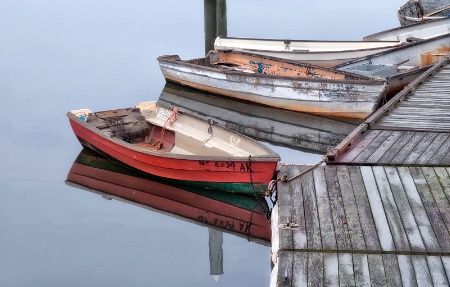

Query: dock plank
[
  {"left": 397, "top": 255, "right": 418, "bottom": 287},
  {"left": 324, "top": 253, "right": 339, "bottom": 286},
  {"left": 442, "top": 257, "right": 450, "bottom": 283},
  {"left": 427, "top": 256, "right": 449, "bottom": 286},
  {"left": 440, "top": 148, "right": 450, "bottom": 165},
  {"left": 403, "top": 132, "right": 439, "bottom": 164},
  {"left": 416, "top": 133, "right": 449, "bottom": 164},
  {"left": 352, "top": 254, "right": 371, "bottom": 287},
  {"left": 409, "top": 167, "right": 450, "bottom": 253},
  {"left": 397, "top": 167, "right": 441, "bottom": 253},
  {"left": 353, "top": 130, "right": 392, "bottom": 163},
  {"left": 278, "top": 165, "right": 294, "bottom": 251},
  {"left": 338, "top": 253, "right": 355, "bottom": 287},
  {"left": 360, "top": 166, "right": 395, "bottom": 251},
  {"left": 384, "top": 167, "right": 425, "bottom": 252},
  {"left": 390, "top": 132, "right": 426, "bottom": 164},
  {"left": 301, "top": 169, "right": 322, "bottom": 250},
  {"left": 336, "top": 166, "right": 366, "bottom": 250},
  {"left": 437, "top": 168, "right": 450, "bottom": 201},
  {"left": 427, "top": 136, "right": 450, "bottom": 165},
  {"left": 307, "top": 252, "right": 324, "bottom": 287},
  {"left": 339, "top": 129, "right": 382, "bottom": 163},
  {"left": 290, "top": 165, "right": 308, "bottom": 250},
  {"left": 379, "top": 131, "right": 414, "bottom": 164},
  {"left": 367, "top": 254, "right": 387, "bottom": 286},
  {"left": 421, "top": 167, "right": 450, "bottom": 239},
  {"left": 275, "top": 251, "right": 293, "bottom": 287},
  {"left": 373, "top": 166, "right": 411, "bottom": 252},
  {"left": 292, "top": 252, "right": 308, "bottom": 287},
  {"left": 382, "top": 254, "right": 402, "bottom": 287},
  {"left": 313, "top": 167, "right": 336, "bottom": 251},
  {"left": 366, "top": 131, "right": 403, "bottom": 163},
  {"left": 411, "top": 256, "right": 433, "bottom": 287},
  {"left": 325, "top": 166, "right": 351, "bottom": 251},
  {"left": 348, "top": 166, "right": 380, "bottom": 251}
]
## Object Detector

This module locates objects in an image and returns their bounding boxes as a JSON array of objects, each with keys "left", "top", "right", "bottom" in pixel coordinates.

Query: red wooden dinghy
[{"left": 67, "top": 101, "right": 280, "bottom": 195}]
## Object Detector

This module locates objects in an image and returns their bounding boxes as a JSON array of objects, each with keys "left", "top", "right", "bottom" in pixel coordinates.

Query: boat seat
[{"left": 145, "top": 116, "right": 252, "bottom": 157}]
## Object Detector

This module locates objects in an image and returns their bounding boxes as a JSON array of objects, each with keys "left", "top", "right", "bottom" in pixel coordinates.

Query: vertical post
[
  {"left": 204, "top": 0, "right": 227, "bottom": 55},
  {"left": 204, "top": 0, "right": 217, "bottom": 55},
  {"left": 209, "top": 228, "right": 224, "bottom": 281},
  {"left": 216, "top": 0, "right": 227, "bottom": 38}
]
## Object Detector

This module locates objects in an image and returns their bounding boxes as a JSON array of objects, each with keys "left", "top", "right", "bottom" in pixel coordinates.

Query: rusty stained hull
[{"left": 157, "top": 52, "right": 387, "bottom": 119}]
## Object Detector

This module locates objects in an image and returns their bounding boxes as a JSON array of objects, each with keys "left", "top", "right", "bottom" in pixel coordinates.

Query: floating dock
[{"left": 271, "top": 55, "right": 450, "bottom": 286}]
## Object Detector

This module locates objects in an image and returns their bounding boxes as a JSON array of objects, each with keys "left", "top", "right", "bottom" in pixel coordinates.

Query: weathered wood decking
[
  {"left": 271, "top": 55, "right": 450, "bottom": 286},
  {"left": 274, "top": 164, "right": 450, "bottom": 286},
  {"left": 327, "top": 55, "right": 450, "bottom": 165}
]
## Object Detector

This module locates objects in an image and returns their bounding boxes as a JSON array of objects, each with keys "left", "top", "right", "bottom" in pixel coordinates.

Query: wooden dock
[{"left": 271, "top": 55, "right": 450, "bottom": 286}]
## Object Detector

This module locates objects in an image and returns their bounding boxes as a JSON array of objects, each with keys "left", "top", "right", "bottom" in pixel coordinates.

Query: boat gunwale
[
  {"left": 364, "top": 17, "right": 450, "bottom": 40},
  {"left": 66, "top": 105, "right": 280, "bottom": 163},
  {"left": 214, "top": 36, "right": 402, "bottom": 54},
  {"left": 215, "top": 36, "right": 403, "bottom": 45},
  {"left": 215, "top": 45, "right": 402, "bottom": 56}
]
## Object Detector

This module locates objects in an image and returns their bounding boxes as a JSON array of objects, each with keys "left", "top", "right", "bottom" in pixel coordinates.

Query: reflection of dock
[
  {"left": 271, "top": 56, "right": 450, "bottom": 285},
  {"left": 159, "top": 83, "right": 358, "bottom": 154}
]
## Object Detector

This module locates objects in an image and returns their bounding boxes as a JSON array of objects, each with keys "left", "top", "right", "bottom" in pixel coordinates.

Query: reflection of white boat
[
  {"left": 158, "top": 83, "right": 358, "bottom": 154},
  {"left": 365, "top": 17, "right": 450, "bottom": 42},
  {"left": 213, "top": 37, "right": 402, "bottom": 67},
  {"left": 398, "top": 0, "right": 450, "bottom": 26}
]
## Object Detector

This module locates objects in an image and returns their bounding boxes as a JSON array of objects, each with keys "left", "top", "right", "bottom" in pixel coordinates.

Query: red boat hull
[{"left": 68, "top": 117, "right": 278, "bottom": 194}]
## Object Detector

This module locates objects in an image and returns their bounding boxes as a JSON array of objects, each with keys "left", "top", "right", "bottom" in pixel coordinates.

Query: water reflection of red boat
[{"left": 65, "top": 148, "right": 271, "bottom": 244}]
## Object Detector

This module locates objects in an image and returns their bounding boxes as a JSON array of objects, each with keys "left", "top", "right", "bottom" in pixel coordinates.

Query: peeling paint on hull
[{"left": 157, "top": 51, "right": 387, "bottom": 119}]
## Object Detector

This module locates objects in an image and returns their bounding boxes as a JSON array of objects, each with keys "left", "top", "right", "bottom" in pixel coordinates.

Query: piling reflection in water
[
  {"left": 158, "top": 83, "right": 361, "bottom": 154},
  {"left": 65, "top": 147, "right": 271, "bottom": 243}
]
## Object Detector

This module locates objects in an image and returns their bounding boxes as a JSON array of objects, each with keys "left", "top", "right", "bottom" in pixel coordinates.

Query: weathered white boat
[
  {"left": 398, "top": 0, "right": 450, "bottom": 26},
  {"left": 158, "top": 83, "right": 358, "bottom": 154},
  {"left": 364, "top": 17, "right": 450, "bottom": 42},
  {"left": 335, "top": 32, "right": 450, "bottom": 95},
  {"left": 213, "top": 36, "right": 402, "bottom": 67},
  {"left": 157, "top": 50, "right": 388, "bottom": 119}
]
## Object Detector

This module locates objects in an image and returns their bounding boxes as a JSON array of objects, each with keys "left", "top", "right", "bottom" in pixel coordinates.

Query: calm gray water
[{"left": 1, "top": 1, "right": 404, "bottom": 286}]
